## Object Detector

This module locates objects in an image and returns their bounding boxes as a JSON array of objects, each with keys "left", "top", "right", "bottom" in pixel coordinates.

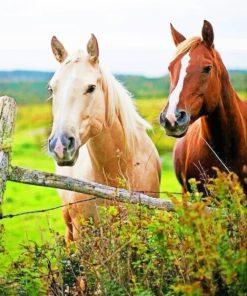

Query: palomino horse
[
  {"left": 48, "top": 34, "right": 160, "bottom": 241},
  {"left": 160, "top": 20, "right": 247, "bottom": 194}
]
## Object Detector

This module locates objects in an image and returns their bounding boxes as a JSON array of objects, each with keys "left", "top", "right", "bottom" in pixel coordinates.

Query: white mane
[{"left": 100, "top": 66, "right": 151, "bottom": 149}]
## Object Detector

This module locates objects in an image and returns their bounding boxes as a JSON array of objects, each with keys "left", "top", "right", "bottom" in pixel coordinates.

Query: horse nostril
[
  {"left": 48, "top": 137, "right": 57, "bottom": 152},
  {"left": 67, "top": 137, "right": 75, "bottom": 151},
  {"left": 160, "top": 112, "right": 175, "bottom": 128},
  {"left": 178, "top": 111, "right": 186, "bottom": 120},
  {"left": 159, "top": 112, "right": 166, "bottom": 125},
  {"left": 177, "top": 111, "right": 189, "bottom": 126},
  {"left": 60, "top": 134, "right": 76, "bottom": 151}
]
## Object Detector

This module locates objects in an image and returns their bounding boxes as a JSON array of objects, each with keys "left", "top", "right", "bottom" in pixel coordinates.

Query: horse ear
[
  {"left": 87, "top": 34, "right": 99, "bottom": 63},
  {"left": 51, "top": 36, "right": 68, "bottom": 63},
  {"left": 202, "top": 20, "right": 214, "bottom": 48},
  {"left": 170, "top": 23, "right": 186, "bottom": 46}
]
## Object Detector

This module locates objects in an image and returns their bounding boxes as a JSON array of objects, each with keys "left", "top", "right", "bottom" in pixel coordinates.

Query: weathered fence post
[{"left": 0, "top": 96, "right": 16, "bottom": 217}]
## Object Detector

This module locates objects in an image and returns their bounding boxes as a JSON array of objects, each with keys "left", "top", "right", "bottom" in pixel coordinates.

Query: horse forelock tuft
[{"left": 174, "top": 37, "right": 202, "bottom": 59}]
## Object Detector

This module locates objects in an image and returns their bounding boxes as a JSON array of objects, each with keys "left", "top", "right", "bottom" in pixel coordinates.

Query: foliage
[
  {"left": 229, "top": 70, "right": 247, "bottom": 93},
  {"left": 0, "top": 70, "right": 246, "bottom": 104},
  {"left": 0, "top": 170, "right": 246, "bottom": 295},
  {"left": 117, "top": 74, "right": 170, "bottom": 99},
  {"left": 0, "top": 80, "right": 51, "bottom": 104}
]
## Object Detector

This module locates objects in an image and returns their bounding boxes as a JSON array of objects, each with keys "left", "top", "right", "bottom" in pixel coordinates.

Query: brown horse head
[{"left": 160, "top": 20, "right": 222, "bottom": 137}]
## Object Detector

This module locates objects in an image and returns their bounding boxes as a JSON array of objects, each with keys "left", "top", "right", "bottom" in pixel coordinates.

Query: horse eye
[
  {"left": 86, "top": 85, "right": 96, "bottom": 94},
  {"left": 202, "top": 65, "right": 212, "bottom": 74}
]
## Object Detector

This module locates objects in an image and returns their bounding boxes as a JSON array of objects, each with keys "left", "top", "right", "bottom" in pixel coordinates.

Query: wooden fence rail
[{"left": 0, "top": 96, "right": 175, "bottom": 218}]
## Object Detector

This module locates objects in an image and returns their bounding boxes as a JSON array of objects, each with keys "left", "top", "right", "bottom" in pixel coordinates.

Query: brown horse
[
  {"left": 48, "top": 34, "right": 161, "bottom": 241},
  {"left": 160, "top": 20, "right": 247, "bottom": 194}
]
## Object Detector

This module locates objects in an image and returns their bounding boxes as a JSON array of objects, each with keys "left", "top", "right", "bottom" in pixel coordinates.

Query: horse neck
[
  {"left": 202, "top": 64, "right": 247, "bottom": 158},
  {"left": 86, "top": 115, "right": 133, "bottom": 185}
]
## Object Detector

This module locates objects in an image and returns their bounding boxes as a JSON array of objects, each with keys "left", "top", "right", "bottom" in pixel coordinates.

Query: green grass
[{"left": 0, "top": 99, "right": 179, "bottom": 273}]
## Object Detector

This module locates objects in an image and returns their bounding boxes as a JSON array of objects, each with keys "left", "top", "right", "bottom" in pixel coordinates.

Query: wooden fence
[{"left": 0, "top": 96, "right": 175, "bottom": 219}]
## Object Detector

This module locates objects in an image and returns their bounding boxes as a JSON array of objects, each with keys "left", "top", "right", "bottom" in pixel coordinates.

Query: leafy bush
[{"left": 0, "top": 170, "right": 246, "bottom": 295}]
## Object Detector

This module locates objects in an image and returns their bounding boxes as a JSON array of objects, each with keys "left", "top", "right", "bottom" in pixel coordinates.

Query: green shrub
[{"left": 0, "top": 170, "right": 246, "bottom": 295}]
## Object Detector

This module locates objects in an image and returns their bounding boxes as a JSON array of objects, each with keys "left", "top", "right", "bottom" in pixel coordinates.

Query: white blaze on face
[
  {"left": 53, "top": 66, "right": 77, "bottom": 132},
  {"left": 166, "top": 53, "right": 190, "bottom": 126}
]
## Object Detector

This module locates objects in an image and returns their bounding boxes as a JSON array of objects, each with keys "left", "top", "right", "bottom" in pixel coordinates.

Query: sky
[{"left": 0, "top": 0, "right": 246, "bottom": 76}]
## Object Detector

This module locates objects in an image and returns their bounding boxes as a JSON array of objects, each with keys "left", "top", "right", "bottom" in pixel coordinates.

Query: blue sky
[{"left": 0, "top": 0, "right": 246, "bottom": 76}]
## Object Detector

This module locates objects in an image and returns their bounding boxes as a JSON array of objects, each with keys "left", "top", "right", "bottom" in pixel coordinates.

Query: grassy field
[{"left": 0, "top": 98, "right": 180, "bottom": 272}]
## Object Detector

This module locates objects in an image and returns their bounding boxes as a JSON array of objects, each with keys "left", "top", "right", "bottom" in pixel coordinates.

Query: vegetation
[
  {"left": 0, "top": 170, "right": 246, "bottom": 295},
  {"left": 0, "top": 70, "right": 246, "bottom": 103},
  {"left": 0, "top": 71, "right": 246, "bottom": 295},
  {"left": 228, "top": 70, "right": 247, "bottom": 93}
]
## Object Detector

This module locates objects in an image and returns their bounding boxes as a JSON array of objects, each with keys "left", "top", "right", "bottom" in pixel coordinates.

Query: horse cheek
[{"left": 189, "top": 96, "right": 204, "bottom": 119}]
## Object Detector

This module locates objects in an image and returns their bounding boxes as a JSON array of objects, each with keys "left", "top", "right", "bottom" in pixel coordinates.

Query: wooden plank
[{"left": 9, "top": 166, "right": 175, "bottom": 211}]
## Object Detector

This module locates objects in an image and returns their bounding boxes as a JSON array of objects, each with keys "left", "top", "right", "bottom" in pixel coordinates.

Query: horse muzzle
[
  {"left": 48, "top": 133, "right": 80, "bottom": 166},
  {"left": 159, "top": 110, "right": 190, "bottom": 138}
]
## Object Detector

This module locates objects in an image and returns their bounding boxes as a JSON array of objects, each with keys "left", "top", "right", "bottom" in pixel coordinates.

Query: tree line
[{"left": 0, "top": 70, "right": 246, "bottom": 104}]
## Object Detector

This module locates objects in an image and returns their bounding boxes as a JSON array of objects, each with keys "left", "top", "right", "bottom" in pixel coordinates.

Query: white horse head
[{"left": 48, "top": 34, "right": 149, "bottom": 166}]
